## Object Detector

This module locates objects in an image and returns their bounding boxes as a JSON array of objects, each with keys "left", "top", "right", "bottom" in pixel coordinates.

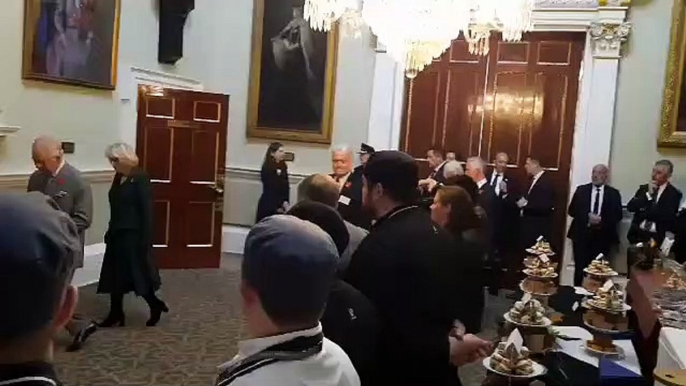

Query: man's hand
[
  {"left": 588, "top": 213, "right": 602, "bottom": 225},
  {"left": 449, "top": 335, "right": 493, "bottom": 366},
  {"left": 419, "top": 178, "right": 438, "bottom": 192},
  {"left": 516, "top": 197, "right": 528, "bottom": 208}
]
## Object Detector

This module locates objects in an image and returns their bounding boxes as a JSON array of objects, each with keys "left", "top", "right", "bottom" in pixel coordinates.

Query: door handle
[{"left": 208, "top": 182, "right": 224, "bottom": 195}]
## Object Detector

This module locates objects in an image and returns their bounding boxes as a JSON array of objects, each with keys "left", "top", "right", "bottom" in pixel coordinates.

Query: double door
[{"left": 401, "top": 32, "right": 585, "bottom": 251}]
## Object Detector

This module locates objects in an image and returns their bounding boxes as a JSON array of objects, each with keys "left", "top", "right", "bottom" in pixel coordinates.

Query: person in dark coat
[
  {"left": 344, "top": 143, "right": 375, "bottom": 229},
  {"left": 287, "top": 201, "right": 380, "bottom": 385},
  {"left": 567, "top": 164, "right": 623, "bottom": 285},
  {"left": 345, "top": 151, "right": 492, "bottom": 386},
  {"left": 256, "top": 142, "right": 290, "bottom": 222},
  {"left": 431, "top": 186, "right": 487, "bottom": 333},
  {"left": 627, "top": 160, "right": 683, "bottom": 247},
  {"left": 518, "top": 156, "right": 556, "bottom": 249},
  {"left": 98, "top": 143, "right": 167, "bottom": 328}
]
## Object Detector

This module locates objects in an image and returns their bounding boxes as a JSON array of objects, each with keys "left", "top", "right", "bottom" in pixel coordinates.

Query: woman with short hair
[{"left": 98, "top": 143, "right": 168, "bottom": 327}]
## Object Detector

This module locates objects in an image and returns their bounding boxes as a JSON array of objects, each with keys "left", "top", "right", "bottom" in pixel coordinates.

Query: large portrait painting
[
  {"left": 660, "top": 0, "right": 686, "bottom": 147},
  {"left": 247, "top": 0, "right": 338, "bottom": 144},
  {"left": 22, "top": 0, "right": 121, "bottom": 90}
]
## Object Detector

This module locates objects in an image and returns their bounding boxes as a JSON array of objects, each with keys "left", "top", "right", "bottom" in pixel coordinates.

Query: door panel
[
  {"left": 401, "top": 32, "right": 584, "bottom": 254},
  {"left": 136, "top": 87, "right": 229, "bottom": 269}
]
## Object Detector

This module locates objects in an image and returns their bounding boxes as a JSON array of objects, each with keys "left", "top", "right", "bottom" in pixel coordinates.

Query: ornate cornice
[
  {"left": 534, "top": 0, "right": 630, "bottom": 7},
  {"left": 589, "top": 22, "right": 631, "bottom": 58}
]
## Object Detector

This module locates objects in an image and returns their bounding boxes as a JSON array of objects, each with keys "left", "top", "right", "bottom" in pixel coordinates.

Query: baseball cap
[
  {"left": 0, "top": 192, "right": 81, "bottom": 339},
  {"left": 242, "top": 215, "right": 338, "bottom": 325},
  {"left": 363, "top": 150, "right": 419, "bottom": 202}
]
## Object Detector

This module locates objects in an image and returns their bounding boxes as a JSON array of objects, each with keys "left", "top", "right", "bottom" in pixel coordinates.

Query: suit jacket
[
  {"left": 521, "top": 172, "right": 555, "bottom": 246},
  {"left": 476, "top": 182, "right": 497, "bottom": 248},
  {"left": 429, "top": 162, "right": 448, "bottom": 184},
  {"left": 333, "top": 169, "right": 372, "bottom": 229},
  {"left": 627, "top": 183, "right": 682, "bottom": 244},
  {"left": 345, "top": 206, "right": 461, "bottom": 386},
  {"left": 486, "top": 171, "right": 520, "bottom": 251},
  {"left": 567, "top": 183, "right": 623, "bottom": 247},
  {"left": 27, "top": 162, "right": 93, "bottom": 267}
]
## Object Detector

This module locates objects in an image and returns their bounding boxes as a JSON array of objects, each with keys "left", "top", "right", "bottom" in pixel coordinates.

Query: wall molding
[
  {"left": 0, "top": 169, "right": 114, "bottom": 189},
  {"left": 226, "top": 166, "right": 308, "bottom": 184}
]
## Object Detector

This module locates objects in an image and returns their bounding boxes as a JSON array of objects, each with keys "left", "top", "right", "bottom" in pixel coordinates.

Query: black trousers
[
  {"left": 572, "top": 234, "right": 610, "bottom": 286},
  {"left": 109, "top": 292, "right": 162, "bottom": 315}
]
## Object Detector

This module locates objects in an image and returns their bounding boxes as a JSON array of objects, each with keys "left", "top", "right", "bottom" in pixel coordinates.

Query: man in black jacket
[
  {"left": 627, "top": 160, "right": 683, "bottom": 249},
  {"left": 344, "top": 143, "right": 375, "bottom": 229},
  {"left": 568, "top": 165, "right": 623, "bottom": 286},
  {"left": 0, "top": 193, "right": 82, "bottom": 386},
  {"left": 346, "top": 151, "right": 491, "bottom": 386},
  {"left": 518, "top": 156, "right": 556, "bottom": 249}
]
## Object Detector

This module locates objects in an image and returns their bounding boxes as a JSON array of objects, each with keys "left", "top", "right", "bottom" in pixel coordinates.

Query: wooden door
[
  {"left": 136, "top": 87, "right": 229, "bottom": 269},
  {"left": 401, "top": 32, "right": 585, "bottom": 253}
]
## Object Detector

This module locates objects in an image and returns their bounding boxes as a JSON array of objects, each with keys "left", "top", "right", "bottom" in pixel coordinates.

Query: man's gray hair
[
  {"left": 443, "top": 160, "right": 464, "bottom": 179},
  {"left": 331, "top": 145, "right": 353, "bottom": 155},
  {"left": 105, "top": 143, "right": 139, "bottom": 167},
  {"left": 466, "top": 157, "right": 486, "bottom": 172},
  {"left": 656, "top": 159, "right": 674, "bottom": 175}
]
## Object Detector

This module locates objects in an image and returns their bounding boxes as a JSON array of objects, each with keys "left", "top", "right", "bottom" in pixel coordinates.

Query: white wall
[{"left": 611, "top": 0, "right": 686, "bottom": 199}]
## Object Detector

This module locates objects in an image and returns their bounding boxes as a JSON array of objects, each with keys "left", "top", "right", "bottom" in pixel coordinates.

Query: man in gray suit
[
  {"left": 28, "top": 136, "right": 98, "bottom": 352},
  {"left": 297, "top": 174, "right": 368, "bottom": 275}
]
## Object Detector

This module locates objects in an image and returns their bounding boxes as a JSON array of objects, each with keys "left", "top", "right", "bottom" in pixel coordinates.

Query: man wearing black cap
[
  {"left": 345, "top": 151, "right": 491, "bottom": 386},
  {"left": 0, "top": 193, "right": 81, "bottom": 386},
  {"left": 216, "top": 216, "right": 359, "bottom": 386}
]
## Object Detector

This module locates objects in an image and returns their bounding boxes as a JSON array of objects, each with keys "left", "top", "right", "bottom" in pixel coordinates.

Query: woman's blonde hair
[{"left": 105, "top": 143, "right": 139, "bottom": 167}]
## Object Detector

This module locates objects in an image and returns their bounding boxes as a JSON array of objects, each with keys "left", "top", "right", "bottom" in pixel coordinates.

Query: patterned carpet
[{"left": 53, "top": 254, "right": 512, "bottom": 386}]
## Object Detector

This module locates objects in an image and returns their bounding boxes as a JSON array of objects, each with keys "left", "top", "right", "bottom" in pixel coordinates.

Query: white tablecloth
[
  {"left": 656, "top": 327, "right": 686, "bottom": 385},
  {"left": 552, "top": 326, "right": 642, "bottom": 376}
]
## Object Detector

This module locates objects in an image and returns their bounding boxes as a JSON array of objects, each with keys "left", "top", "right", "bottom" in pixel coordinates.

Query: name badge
[{"left": 338, "top": 195, "right": 351, "bottom": 206}]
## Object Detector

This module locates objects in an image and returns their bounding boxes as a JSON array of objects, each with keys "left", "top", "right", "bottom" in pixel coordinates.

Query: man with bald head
[
  {"left": 28, "top": 136, "right": 96, "bottom": 352},
  {"left": 567, "top": 164, "right": 623, "bottom": 286}
]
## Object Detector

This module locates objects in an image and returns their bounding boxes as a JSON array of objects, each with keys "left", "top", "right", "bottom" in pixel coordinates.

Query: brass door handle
[{"left": 208, "top": 183, "right": 224, "bottom": 195}]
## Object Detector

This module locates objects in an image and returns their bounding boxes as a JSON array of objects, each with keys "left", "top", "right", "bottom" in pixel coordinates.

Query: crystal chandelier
[{"left": 304, "top": 0, "right": 535, "bottom": 78}]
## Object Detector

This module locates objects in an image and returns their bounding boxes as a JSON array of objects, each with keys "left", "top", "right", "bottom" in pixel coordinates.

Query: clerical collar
[{"left": 52, "top": 160, "right": 66, "bottom": 177}]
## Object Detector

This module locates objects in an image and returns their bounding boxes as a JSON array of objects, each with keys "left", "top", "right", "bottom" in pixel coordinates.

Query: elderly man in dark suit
[
  {"left": 28, "top": 136, "right": 96, "bottom": 352},
  {"left": 627, "top": 160, "right": 683, "bottom": 260},
  {"left": 568, "top": 164, "right": 623, "bottom": 286},
  {"left": 517, "top": 155, "right": 555, "bottom": 249}
]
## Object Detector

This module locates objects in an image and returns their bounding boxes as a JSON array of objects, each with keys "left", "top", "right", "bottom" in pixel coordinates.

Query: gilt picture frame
[
  {"left": 22, "top": 0, "right": 121, "bottom": 90},
  {"left": 660, "top": 0, "right": 686, "bottom": 147},
  {"left": 247, "top": 0, "right": 339, "bottom": 144}
]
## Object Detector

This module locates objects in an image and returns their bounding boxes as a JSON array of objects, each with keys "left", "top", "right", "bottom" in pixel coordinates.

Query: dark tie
[
  {"left": 593, "top": 187, "right": 601, "bottom": 215},
  {"left": 652, "top": 186, "right": 659, "bottom": 202},
  {"left": 491, "top": 174, "right": 499, "bottom": 187}
]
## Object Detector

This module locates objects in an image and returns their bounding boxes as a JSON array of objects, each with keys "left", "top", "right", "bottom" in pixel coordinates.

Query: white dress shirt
[
  {"left": 590, "top": 184, "right": 605, "bottom": 215},
  {"left": 641, "top": 183, "right": 670, "bottom": 233},
  {"left": 477, "top": 178, "right": 488, "bottom": 189},
  {"left": 218, "top": 324, "right": 360, "bottom": 386},
  {"left": 528, "top": 170, "right": 545, "bottom": 194},
  {"left": 490, "top": 172, "right": 503, "bottom": 195}
]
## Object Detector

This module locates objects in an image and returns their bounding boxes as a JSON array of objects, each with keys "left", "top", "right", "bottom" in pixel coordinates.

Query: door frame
[{"left": 366, "top": 6, "right": 631, "bottom": 284}]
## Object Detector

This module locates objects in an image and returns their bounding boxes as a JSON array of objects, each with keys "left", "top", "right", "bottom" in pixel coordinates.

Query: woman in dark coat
[
  {"left": 431, "top": 185, "right": 487, "bottom": 333},
  {"left": 256, "top": 142, "right": 289, "bottom": 222},
  {"left": 98, "top": 143, "right": 167, "bottom": 327}
]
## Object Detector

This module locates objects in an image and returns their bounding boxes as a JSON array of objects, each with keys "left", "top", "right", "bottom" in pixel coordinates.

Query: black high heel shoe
[
  {"left": 146, "top": 301, "right": 169, "bottom": 327},
  {"left": 99, "top": 313, "right": 126, "bottom": 328}
]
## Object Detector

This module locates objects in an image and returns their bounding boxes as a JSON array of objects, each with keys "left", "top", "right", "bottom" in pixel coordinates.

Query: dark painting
[
  {"left": 23, "top": 0, "right": 121, "bottom": 89},
  {"left": 248, "top": 0, "right": 338, "bottom": 144}
]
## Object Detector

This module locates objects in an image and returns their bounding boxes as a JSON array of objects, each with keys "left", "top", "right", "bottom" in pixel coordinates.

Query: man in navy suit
[
  {"left": 567, "top": 165, "right": 623, "bottom": 286},
  {"left": 627, "top": 159, "right": 683, "bottom": 252},
  {"left": 517, "top": 156, "right": 556, "bottom": 250}
]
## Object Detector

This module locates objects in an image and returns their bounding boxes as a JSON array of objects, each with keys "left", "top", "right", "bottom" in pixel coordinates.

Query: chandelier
[{"left": 304, "top": 0, "right": 535, "bottom": 78}]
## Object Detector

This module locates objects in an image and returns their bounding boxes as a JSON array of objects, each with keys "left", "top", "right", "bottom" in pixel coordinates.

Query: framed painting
[
  {"left": 22, "top": 0, "right": 121, "bottom": 90},
  {"left": 660, "top": 0, "right": 686, "bottom": 147},
  {"left": 247, "top": 0, "right": 339, "bottom": 144}
]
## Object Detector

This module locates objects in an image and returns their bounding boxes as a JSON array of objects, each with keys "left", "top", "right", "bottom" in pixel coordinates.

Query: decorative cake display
[
  {"left": 520, "top": 277, "right": 557, "bottom": 296},
  {"left": 585, "top": 281, "right": 628, "bottom": 313},
  {"left": 664, "top": 272, "right": 686, "bottom": 290},
  {"left": 506, "top": 295, "right": 551, "bottom": 326},
  {"left": 523, "top": 265, "right": 557, "bottom": 278},
  {"left": 484, "top": 329, "right": 546, "bottom": 378},
  {"left": 585, "top": 336, "right": 620, "bottom": 355},
  {"left": 526, "top": 237, "right": 555, "bottom": 256},
  {"left": 584, "top": 256, "right": 619, "bottom": 277},
  {"left": 583, "top": 309, "right": 629, "bottom": 333}
]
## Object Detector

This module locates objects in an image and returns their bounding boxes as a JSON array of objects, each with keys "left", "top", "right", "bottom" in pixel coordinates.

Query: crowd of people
[{"left": 2, "top": 135, "right": 685, "bottom": 385}]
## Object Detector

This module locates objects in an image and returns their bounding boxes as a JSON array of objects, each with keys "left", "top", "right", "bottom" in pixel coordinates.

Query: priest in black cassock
[{"left": 567, "top": 165, "right": 623, "bottom": 286}]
